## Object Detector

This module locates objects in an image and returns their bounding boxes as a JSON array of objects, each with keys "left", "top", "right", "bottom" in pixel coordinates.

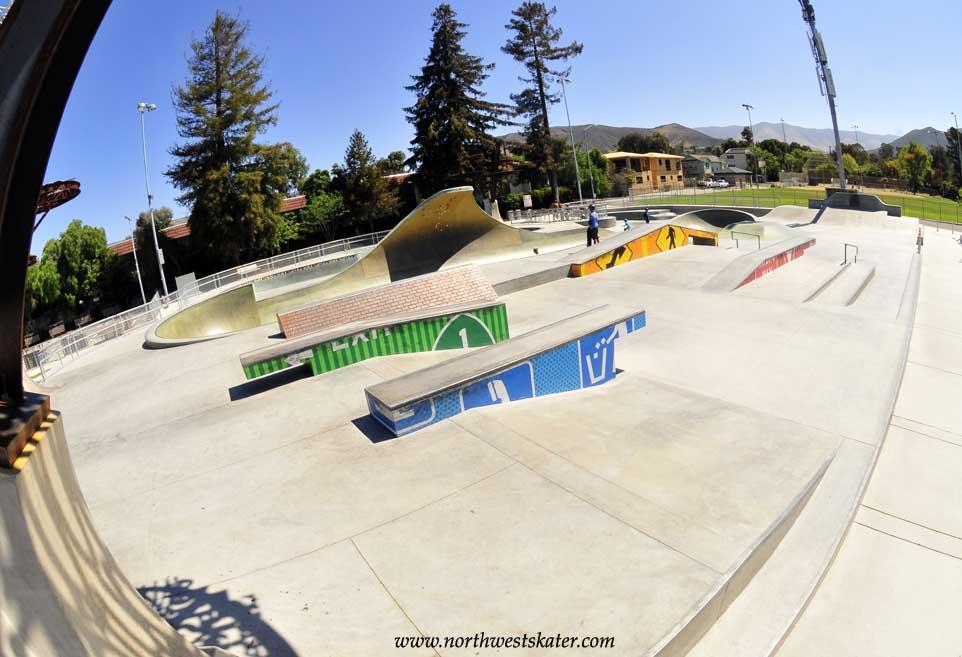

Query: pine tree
[
  {"left": 405, "top": 4, "right": 511, "bottom": 197},
  {"left": 165, "top": 11, "right": 305, "bottom": 266},
  {"left": 502, "top": 2, "right": 582, "bottom": 203},
  {"left": 331, "top": 131, "right": 399, "bottom": 234}
]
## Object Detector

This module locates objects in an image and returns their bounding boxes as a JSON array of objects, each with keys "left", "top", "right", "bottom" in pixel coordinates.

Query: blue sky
[{"left": 38, "top": 0, "right": 962, "bottom": 249}]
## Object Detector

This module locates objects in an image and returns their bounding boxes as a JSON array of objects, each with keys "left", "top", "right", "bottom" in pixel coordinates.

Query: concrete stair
[{"left": 808, "top": 261, "right": 875, "bottom": 307}]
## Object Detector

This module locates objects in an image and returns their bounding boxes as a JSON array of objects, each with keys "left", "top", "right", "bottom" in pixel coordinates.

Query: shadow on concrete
[
  {"left": 228, "top": 366, "right": 311, "bottom": 401},
  {"left": 352, "top": 414, "right": 398, "bottom": 444},
  {"left": 138, "top": 578, "right": 298, "bottom": 657}
]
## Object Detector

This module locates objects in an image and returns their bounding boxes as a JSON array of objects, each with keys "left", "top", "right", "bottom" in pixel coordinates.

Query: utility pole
[
  {"left": 851, "top": 124, "right": 860, "bottom": 147},
  {"left": 558, "top": 77, "right": 583, "bottom": 203},
  {"left": 125, "top": 216, "right": 147, "bottom": 306},
  {"left": 799, "top": 0, "right": 846, "bottom": 191},
  {"left": 952, "top": 112, "right": 962, "bottom": 186},
  {"left": 137, "top": 102, "right": 168, "bottom": 296},
  {"left": 582, "top": 124, "right": 596, "bottom": 199},
  {"left": 742, "top": 103, "right": 757, "bottom": 184}
]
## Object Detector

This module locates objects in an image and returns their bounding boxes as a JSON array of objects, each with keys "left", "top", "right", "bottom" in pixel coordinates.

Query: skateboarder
[
  {"left": 916, "top": 228, "right": 924, "bottom": 254},
  {"left": 622, "top": 217, "right": 631, "bottom": 232},
  {"left": 587, "top": 205, "right": 600, "bottom": 246}
]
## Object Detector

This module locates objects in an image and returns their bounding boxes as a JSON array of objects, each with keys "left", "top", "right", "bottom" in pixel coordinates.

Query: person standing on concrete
[
  {"left": 622, "top": 217, "right": 631, "bottom": 232},
  {"left": 916, "top": 228, "right": 924, "bottom": 254},
  {"left": 587, "top": 204, "right": 600, "bottom": 246}
]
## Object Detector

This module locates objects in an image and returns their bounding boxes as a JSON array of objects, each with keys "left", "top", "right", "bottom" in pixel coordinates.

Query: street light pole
[
  {"left": 952, "top": 112, "right": 962, "bottom": 186},
  {"left": 137, "top": 102, "right": 168, "bottom": 297},
  {"left": 558, "top": 77, "right": 583, "bottom": 203},
  {"left": 742, "top": 103, "right": 756, "bottom": 184},
  {"left": 125, "top": 215, "right": 147, "bottom": 306},
  {"left": 582, "top": 124, "right": 596, "bottom": 199},
  {"left": 800, "top": 0, "right": 846, "bottom": 190}
]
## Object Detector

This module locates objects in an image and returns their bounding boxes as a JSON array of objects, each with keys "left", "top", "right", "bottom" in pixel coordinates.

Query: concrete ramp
[
  {"left": 673, "top": 208, "right": 758, "bottom": 229},
  {"left": 148, "top": 187, "right": 584, "bottom": 346},
  {"left": 568, "top": 224, "right": 718, "bottom": 277},
  {"left": 0, "top": 411, "right": 205, "bottom": 657}
]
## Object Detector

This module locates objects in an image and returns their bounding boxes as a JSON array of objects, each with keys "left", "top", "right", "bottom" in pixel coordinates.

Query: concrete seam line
[
  {"left": 859, "top": 504, "right": 962, "bottom": 543},
  {"left": 852, "top": 521, "right": 962, "bottom": 563}
]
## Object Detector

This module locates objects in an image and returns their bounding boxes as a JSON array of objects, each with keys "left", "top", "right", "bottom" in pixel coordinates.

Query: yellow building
[{"left": 602, "top": 151, "right": 685, "bottom": 190}]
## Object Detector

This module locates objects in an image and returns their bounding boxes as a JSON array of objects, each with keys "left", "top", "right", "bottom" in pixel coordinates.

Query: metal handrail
[
  {"left": 22, "top": 229, "right": 389, "bottom": 379},
  {"left": 843, "top": 243, "right": 858, "bottom": 264},
  {"left": 730, "top": 230, "right": 761, "bottom": 250}
]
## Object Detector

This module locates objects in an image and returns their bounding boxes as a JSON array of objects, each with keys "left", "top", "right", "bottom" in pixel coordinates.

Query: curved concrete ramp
[
  {"left": 672, "top": 208, "right": 758, "bottom": 229},
  {"left": 149, "top": 187, "right": 584, "bottom": 346},
  {"left": 0, "top": 412, "right": 205, "bottom": 657}
]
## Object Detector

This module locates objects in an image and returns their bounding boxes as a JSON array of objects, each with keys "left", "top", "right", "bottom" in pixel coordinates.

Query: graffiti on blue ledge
[{"left": 367, "top": 310, "right": 646, "bottom": 437}]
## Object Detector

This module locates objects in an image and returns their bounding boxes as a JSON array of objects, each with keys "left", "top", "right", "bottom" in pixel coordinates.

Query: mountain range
[{"left": 500, "top": 121, "right": 928, "bottom": 153}]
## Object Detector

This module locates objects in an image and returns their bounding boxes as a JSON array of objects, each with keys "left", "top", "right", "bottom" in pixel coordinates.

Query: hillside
[
  {"left": 696, "top": 121, "right": 900, "bottom": 151},
  {"left": 498, "top": 123, "right": 721, "bottom": 152},
  {"left": 887, "top": 127, "right": 944, "bottom": 150}
]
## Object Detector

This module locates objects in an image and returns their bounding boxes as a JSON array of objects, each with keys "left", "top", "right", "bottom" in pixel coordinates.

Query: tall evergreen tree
[
  {"left": 331, "top": 130, "right": 399, "bottom": 234},
  {"left": 166, "top": 11, "right": 305, "bottom": 266},
  {"left": 502, "top": 2, "right": 582, "bottom": 203},
  {"left": 405, "top": 4, "right": 511, "bottom": 197}
]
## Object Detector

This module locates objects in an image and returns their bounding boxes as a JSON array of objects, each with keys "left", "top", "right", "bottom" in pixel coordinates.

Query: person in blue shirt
[
  {"left": 622, "top": 217, "right": 631, "bottom": 232},
  {"left": 587, "top": 205, "right": 600, "bottom": 246}
]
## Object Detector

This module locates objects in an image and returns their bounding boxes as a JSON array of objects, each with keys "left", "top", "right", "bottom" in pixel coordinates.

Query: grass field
[{"left": 635, "top": 186, "right": 962, "bottom": 224}]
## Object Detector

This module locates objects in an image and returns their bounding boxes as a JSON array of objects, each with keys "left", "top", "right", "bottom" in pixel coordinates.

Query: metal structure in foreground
[
  {"left": 0, "top": 0, "right": 112, "bottom": 404},
  {"left": 799, "top": 0, "right": 846, "bottom": 190}
]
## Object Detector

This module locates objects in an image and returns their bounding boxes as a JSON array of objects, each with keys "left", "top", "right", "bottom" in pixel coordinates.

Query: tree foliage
[
  {"left": 405, "top": 4, "right": 511, "bottom": 197},
  {"left": 897, "top": 141, "right": 933, "bottom": 192},
  {"left": 502, "top": 2, "right": 582, "bottom": 203},
  {"left": 616, "top": 132, "right": 670, "bottom": 154},
  {"left": 26, "top": 220, "right": 113, "bottom": 317},
  {"left": 741, "top": 126, "right": 753, "bottom": 144},
  {"left": 331, "top": 130, "right": 399, "bottom": 233},
  {"left": 133, "top": 207, "right": 175, "bottom": 297},
  {"left": 166, "top": 10, "right": 306, "bottom": 267}
]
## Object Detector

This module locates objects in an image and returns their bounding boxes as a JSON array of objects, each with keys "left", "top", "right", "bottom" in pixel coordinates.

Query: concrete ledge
[
  {"left": 239, "top": 301, "right": 509, "bottom": 380},
  {"left": 702, "top": 237, "right": 816, "bottom": 292},
  {"left": 645, "top": 457, "right": 831, "bottom": 657},
  {"left": 810, "top": 191, "right": 902, "bottom": 218},
  {"left": 365, "top": 305, "right": 646, "bottom": 437},
  {"left": 568, "top": 225, "right": 718, "bottom": 277},
  {"left": 277, "top": 265, "right": 497, "bottom": 339}
]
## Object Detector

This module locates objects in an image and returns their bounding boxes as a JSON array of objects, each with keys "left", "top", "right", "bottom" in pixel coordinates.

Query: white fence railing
[
  {"left": 22, "top": 230, "right": 389, "bottom": 380},
  {"left": 506, "top": 201, "right": 609, "bottom": 223}
]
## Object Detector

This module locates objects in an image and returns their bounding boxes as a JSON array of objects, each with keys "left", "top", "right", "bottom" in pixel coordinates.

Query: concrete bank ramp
[
  {"left": 703, "top": 236, "right": 816, "bottom": 292},
  {"left": 567, "top": 223, "right": 718, "bottom": 277},
  {"left": 0, "top": 411, "right": 207, "bottom": 657},
  {"left": 815, "top": 208, "right": 916, "bottom": 231},
  {"left": 148, "top": 187, "right": 584, "bottom": 346},
  {"left": 764, "top": 205, "right": 819, "bottom": 225}
]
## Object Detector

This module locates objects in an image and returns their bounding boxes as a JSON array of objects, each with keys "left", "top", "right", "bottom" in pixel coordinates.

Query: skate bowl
[{"left": 146, "top": 187, "right": 585, "bottom": 347}]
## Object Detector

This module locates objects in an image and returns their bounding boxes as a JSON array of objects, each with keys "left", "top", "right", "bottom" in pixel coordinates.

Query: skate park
[{"left": 4, "top": 4, "right": 962, "bottom": 657}]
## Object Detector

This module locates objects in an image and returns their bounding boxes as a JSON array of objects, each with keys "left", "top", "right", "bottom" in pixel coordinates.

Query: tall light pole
[
  {"left": 800, "top": 0, "right": 846, "bottom": 190},
  {"left": 582, "top": 124, "right": 597, "bottom": 199},
  {"left": 951, "top": 112, "right": 962, "bottom": 185},
  {"left": 742, "top": 103, "right": 757, "bottom": 184},
  {"left": 780, "top": 118, "right": 788, "bottom": 144},
  {"left": 125, "top": 215, "right": 147, "bottom": 306},
  {"left": 558, "top": 77, "right": 583, "bottom": 203},
  {"left": 851, "top": 124, "right": 860, "bottom": 147},
  {"left": 137, "top": 102, "right": 168, "bottom": 296}
]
